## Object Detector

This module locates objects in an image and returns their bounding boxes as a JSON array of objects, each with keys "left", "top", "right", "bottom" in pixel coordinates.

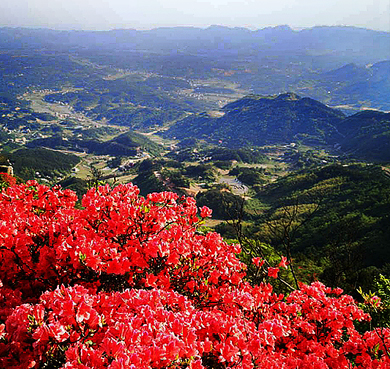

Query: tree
[
  {"left": 87, "top": 163, "right": 105, "bottom": 189},
  {"left": 262, "top": 199, "right": 321, "bottom": 289}
]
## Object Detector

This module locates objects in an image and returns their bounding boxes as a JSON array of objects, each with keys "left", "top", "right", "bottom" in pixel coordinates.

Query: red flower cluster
[
  {"left": 0, "top": 172, "right": 16, "bottom": 188},
  {"left": 0, "top": 180, "right": 389, "bottom": 368}
]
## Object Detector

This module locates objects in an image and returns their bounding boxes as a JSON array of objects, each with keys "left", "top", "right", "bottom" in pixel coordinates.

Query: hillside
[
  {"left": 337, "top": 110, "right": 390, "bottom": 161},
  {"left": 300, "top": 60, "right": 390, "bottom": 110},
  {"left": 164, "top": 93, "right": 345, "bottom": 146},
  {"left": 249, "top": 164, "right": 390, "bottom": 292},
  {"left": 8, "top": 147, "right": 80, "bottom": 181},
  {"left": 164, "top": 94, "right": 390, "bottom": 162},
  {"left": 27, "top": 130, "right": 164, "bottom": 157}
]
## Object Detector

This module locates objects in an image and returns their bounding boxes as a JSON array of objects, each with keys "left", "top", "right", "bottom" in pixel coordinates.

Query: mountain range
[
  {"left": 302, "top": 61, "right": 390, "bottom": 111},
  {"left": 1, "top": 25, "right": 389, "bottom": 110},
  {"left": 163, "top": 93, "right": 390, "bottom": 161},
  {"left": 1, "top": 25, "right": 389, "bottom": 65}
]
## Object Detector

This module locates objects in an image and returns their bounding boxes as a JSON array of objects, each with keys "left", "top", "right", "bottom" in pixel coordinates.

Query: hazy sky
[{"left": 0, "top": 0, "right": 389, "bottom": 32}]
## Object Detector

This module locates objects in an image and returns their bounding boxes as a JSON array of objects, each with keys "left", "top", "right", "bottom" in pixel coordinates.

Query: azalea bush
[
  {"left": 0, "top": 180, "right": 389, "bottom": 368},
  {"left": 0, "top": 172, "right": 17, "bottom": 189}
]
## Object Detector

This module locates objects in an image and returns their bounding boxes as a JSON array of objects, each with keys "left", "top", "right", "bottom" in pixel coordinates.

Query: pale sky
[{"left": 0, "top": 0, "right": 389, "bottom": 32}]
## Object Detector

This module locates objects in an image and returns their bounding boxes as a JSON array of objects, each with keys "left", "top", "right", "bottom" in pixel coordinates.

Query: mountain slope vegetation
[
  {"left": 165, "top": 93, "right": 390, "bottom": 162},
  {"left": 164, "top": 93, "right": 346, "bottom": 146},
  {"left": 337, "top": 110, "right": 390, "bottom": 161},
  {"left": 247, "top": 164, "right": 390, "bottom": 293},
  {"left": 8, "top": 148, "right": 80, "bottom": 180},
  {"left": 27, "top": 130, "right": 163, "bottom": 157}
]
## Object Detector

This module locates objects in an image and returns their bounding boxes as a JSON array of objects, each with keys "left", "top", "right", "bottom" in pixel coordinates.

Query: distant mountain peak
[
  {"left": 263, "top": 25, "right": 293, "bottom": 32},
  {"left": 165, "top": 93, "right": 345, "bottom": 147},
  {"left": 207, "top": 25, "right": 233, "bottom": 30},
  {"left": 277, "top": 92, "right": 301, "bottom": 101}
]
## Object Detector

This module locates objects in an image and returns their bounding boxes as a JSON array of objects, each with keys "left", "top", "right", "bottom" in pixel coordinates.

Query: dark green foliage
[
  {"left": 132, "top": 170, "right": 166, "bottom": 196},
  {"left": 164, "top": 93, "right": 345, "bottom": 147},
  {"left": 40, "top": 124, "right": 63, "bottom": 135},
  {"left": 358, "top": 274, "right": 390, "bottom": 331},
  {"left": 162, "top": 159, "right": 183, "bottom": 169},
  {"left": 167, "top": 146, "right": 266, "bottom": 164},
  {"left": 112, "top": 131, "right": 163, "bottom": 156},
  {"left": 184, "top": 164, "right": 216, "bottom": 183},
  {"left": 229, "top": 167, "right": 266, "bottom": 186},
  {"left": 138, "top": 159, "right": 162, "bottom": 172},
  {"left": 107, "top": 157, "right": 122, "bottom": 169},
  {"left": 30, "top": 112, "right": 57, "bottom": 121},
  {"left": 0, "top": 127, "right": 11, "bottom": 143},
  {"left": 73, "top": 126, "right": 121, "bottom": 140},
  {"left": 0, "top": 154, "right": 9, "bottom": 164},
  {"left": 131, "top": 159, "right": 166, "bottom": 195},
  {"left": 86, "top": 164, "right": 105, "bottom": 190},
  {"left": 27, "top": 131, "right": 163, "bottom": 157},
  {"left": 207, "top": 147, "right": 267, "bottom": 163},
  {"left": 166, "top": 148, "right": 198, "bottom": 162},
  {"left": 163, "top": 170, "right": 190, "bottom": 188},
  {"left": 8, "top": 148, "right": 80, "bottom": 181},
  {"left": 165, "top": 113, "right": 217, "bottom": 141},
  {"left": 282, "top": 149, "right": 338, "bottom": 170},
  {"left": 214, "top": 222, "right": 238, "bottom": 239},
  {"left": 213, "top": 160, "right": 232, "bottom": 170},
  {"left": 2, "top": 116, "right": 39, "bottom": 130},
  {"left": 254, "top": 164, "right": 390, "bottom": 293},
  {"left": 176, "top": 138, "right": 200, "bottom": 148},
  {"left": 58, "top": 176, "right": 89, "bottom": 199},
  {"left": 336, "top": 110, "right": 390, "bottom": 162},
  {"left": 196, "top": 188, "right": 243, "bottom": 220}
]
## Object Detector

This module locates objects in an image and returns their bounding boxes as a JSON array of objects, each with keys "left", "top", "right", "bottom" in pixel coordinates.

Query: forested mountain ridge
[
  {"left": 166, "top": 93, "right": 347, "bottom": 146},
  {"left": 247, "top": 163, "right": 390, "bottom": 292},
  {"left": 27, "top": 130, "right": 163, "bottom": 157},
  {"left": 164, "top": 93, "right": 390, "bottom": 161},
  {"left": 337, "top": 110, "right": 390, "bottom": 161},
  {"left": 305, "top": 60, "right": 390, "bottom": 111},
  {"left": 164, "top": 93, "right": 344, "bottom": 146}
]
